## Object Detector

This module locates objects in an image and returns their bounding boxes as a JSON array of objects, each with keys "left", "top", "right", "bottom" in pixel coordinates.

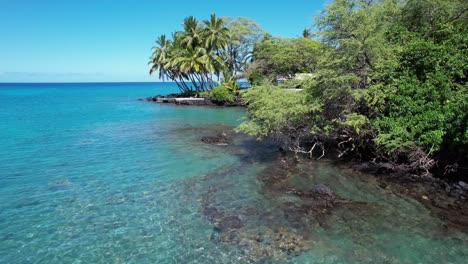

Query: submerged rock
[
  {"left": 213, "top": 215, "right": 243, "bottom": 233},
  {"left": 203, "top": 206, "right": 222, "bottom": 221},
  {"left": 286, "top": 184, "right": 336, "bottom": 203},
  {"left": 312, "top": 184, "right": 336, "bottom": 199},
  {"left": 236, "top": 227, "right": 306, "bottom": 262},
  {"left": 200, "top": 186, "right": 306, "bottom": 262},
  {"left": 201, "top": 133, "right": 229, "bottom": 145}
]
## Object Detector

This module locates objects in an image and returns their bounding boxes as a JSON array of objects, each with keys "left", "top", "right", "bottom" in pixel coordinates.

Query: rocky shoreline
[
  {"left": 200, "top": 131, "right": 468, "bottom": 235},
  {"left": 154, "top": 126, "right": 468, "bottom": 262},
  {"left": 139, "top": 94, "right": 245, "bottom": 107},
  {"left": 351, "top": 161, "right": 468, "bottom": 233}
]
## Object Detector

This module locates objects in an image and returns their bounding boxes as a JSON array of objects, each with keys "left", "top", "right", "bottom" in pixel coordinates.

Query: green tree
[
  {"left": 181, "top": 16, "right": 204, "bottom": 48},
  {"left": 247, "top": 37, "right": 322, "bottom": 84},
  {"left": 223, "top": 17, "right": 267, "bottom": 77},
  {"left": 373, "top": 0, "right": 468, "bottom": 160},
  {"left": 239, "top": 0, "right": 468, "bottom": 175},
  {"left": 149, "top": 13, "right": 232, "bottom": 93},
  {"left": 203, "top": 13, "right": 230, "bottom": 51},
  {"left": 149, "top": 35, "right": 171, "bottom": 81}
]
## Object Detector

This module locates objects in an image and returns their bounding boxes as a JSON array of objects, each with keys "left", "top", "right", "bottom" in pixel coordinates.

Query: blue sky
[{"left": 0, "top": 0, "right": 327, "bottom": 82}]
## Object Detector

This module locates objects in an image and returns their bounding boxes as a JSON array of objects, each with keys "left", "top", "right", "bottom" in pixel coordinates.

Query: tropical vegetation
[
  {"left": 246, "top": 37, "right": 322, "bottom": 85},
  {"left": 149, "top": 1, "right": 467, "bottom": 178},
  {"left": 149, "top": 14, "right": 265, "bottom": 94},
  {"left": 238, "top": 0, "right": 468, "bottom": 178}
]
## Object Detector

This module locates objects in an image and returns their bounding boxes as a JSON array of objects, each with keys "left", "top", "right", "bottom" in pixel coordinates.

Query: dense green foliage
[
  {"left": 149, "top": 14, "right": 229, "bottom": 93},
  {"left": 149, "top": 14, "right": 266, "bottom": 94},
  {"left": 373, "top": 0, "right": 468, "bottom": 155},
  {"left": 246, "top": 37, "right": 322, "bottom": 85},
  {"left": 201, "top": 85, "right": 235, "bottom": 102},
  {"left": 238, "top": 86, "right": 310, "bottom": 138},
  {"left": 223, "top": 17, "right": 267, "bottom": 77},
  {"left": 240, "top": 0, "right": 468, "bottom": 176}
]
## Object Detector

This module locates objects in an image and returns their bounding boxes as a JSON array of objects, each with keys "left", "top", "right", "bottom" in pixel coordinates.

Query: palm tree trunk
[
  {"left": 188, "top": 74, "right": 199, "bottom": 93},
  {"left": 194, "top": 73, "right": 204, "bottom": 92}
]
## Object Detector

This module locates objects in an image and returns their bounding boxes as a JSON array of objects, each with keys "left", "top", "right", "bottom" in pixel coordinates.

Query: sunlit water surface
[{"left": 1, "top": 83, "right": 467, "bottom": 263}]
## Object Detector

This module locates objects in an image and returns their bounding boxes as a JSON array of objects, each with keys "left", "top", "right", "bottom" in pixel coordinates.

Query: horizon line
[{"left": 0, "top": 81, "right": 174, "bottom": 84}]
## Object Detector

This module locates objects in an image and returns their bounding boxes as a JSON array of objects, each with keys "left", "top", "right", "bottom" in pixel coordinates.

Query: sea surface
[{"left": 1, "top": 82, "right": 467, "bottom": 263}]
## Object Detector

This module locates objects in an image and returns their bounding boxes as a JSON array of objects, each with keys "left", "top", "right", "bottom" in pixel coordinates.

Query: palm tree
[
  {"left": 172, "top": 46, "right": 212, "bottom": 92},
  {"left": 203, "top": 13, "right": 230, "bottom": 51},
  {"left": 181, "top": 16, "right": 203, "bottom": 48},
  {"left": 149, "top": 34, "right": 171, "bottom": 81},
  {"left": 148, "top": 13, "right": 234, "bottom": 93},
  {"left": 202, "top": 14, "right": 232, "bottom": 83}
]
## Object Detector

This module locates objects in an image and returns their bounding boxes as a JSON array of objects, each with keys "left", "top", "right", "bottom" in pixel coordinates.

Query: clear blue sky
[{"left": 0, "top": 0, "right": 327, "bottom": 82}]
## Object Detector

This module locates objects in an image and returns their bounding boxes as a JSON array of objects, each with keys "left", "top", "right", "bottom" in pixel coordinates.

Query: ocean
[{"left": 1, "top": 82, "right": 467, "bottom": 263}]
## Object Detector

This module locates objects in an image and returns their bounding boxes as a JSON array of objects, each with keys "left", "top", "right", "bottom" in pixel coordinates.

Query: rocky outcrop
[
  {"left": 201, "top": 133, "right": 229, "bottom": 145},
  {"left": 139, "top": 94, "right": 245, "bottom": 106},
  {"left": 200, "top": 186, "right": 306, "bottom": 262},
  {"left": 352, "top": 161, "right": 468, "bottom": 233}
]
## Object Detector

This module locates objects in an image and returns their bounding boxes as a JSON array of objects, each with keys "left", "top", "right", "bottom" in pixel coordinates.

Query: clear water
[{"left": 0, "top": 83, "right": 467, "bottom": 263}]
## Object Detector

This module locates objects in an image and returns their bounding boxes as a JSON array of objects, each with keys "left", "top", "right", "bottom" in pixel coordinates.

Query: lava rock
[
  {"left": 312, "top": 184, "right": 336, "bottom": 199},
  {"left": 201, "top": 133, "right": 229, "bottom": 145},
  {"left": 213, "top": 215, "right": 243, "bottom": 232}
]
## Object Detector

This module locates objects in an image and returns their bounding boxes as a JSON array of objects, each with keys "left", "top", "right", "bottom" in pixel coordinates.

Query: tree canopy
[
  {"left": 239, "top": 0, "right": 468, "bottom": 177},
  {"left": 149, "top": 14, "right": 266, "bottom": 94},
  {"left": 223, "top": 17, "right": 267, "bottom": 78},
  {"left": 246, "top": 37, "right": 322, "bottom": 85}
]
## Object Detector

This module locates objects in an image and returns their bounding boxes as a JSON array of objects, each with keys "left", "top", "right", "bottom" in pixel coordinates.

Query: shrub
[{"left": 203, "top": 85, "right": 235, "bottom": 102}]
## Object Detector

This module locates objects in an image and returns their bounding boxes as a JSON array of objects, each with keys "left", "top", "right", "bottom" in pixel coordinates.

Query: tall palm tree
[
  {"left": 172, "top": 46, "right": 212, "bottom": 92},
  {"left": 149, "top": 34, "right": 171, "bottom": 81},
  {"left": 181, "top": 16, "right": 203, "bottom": 48},
  {"left": 149, "top": 14, "right": 233, "bottom": 93},
  {"left": 203, "top": 14, "right": 231, "bottom": 83},
  {"left": 203, "top": 13, "right": 230, "bottom": 51}
]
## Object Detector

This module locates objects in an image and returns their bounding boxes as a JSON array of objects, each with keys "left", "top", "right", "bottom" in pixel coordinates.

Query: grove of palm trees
[{"left": 149, "top": 14, "right": 264, "bottom": 95}]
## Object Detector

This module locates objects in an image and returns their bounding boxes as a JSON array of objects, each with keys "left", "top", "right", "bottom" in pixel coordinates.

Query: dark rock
[
  {"left": 312, "top": 184, "right": 335, "bottom": 198},
  {"left": 279, "top": 155, "right": 297, "bottom": 170},
  {"left": 286, "top": 184, "right": 336, "bottom": 202},
  {"left": 354, "top": 163, "right": 468, "bottom": 233},
  {"left": 139, "top": 93, "right": 245, "bottom": 107},
  {"left": 218, "top": 229, "right": 240, "bottom": 243},
  {"left": 201, "top": 133, "right": 229, "bottom": 145},
  {"left": 353, "top": 161, "right": 411, "bottom": 175},
  {"left": 203, "top": 206, "right": 223, "bottom": 221},
  {"left": 458, "top": 181, "right": 468, "bottom": 191},
  {"left": 238, "top": 227, "right": 305, "bottom": 261},
  {"left": 213, "top": 215, "right": 243, "bottom": 232}
]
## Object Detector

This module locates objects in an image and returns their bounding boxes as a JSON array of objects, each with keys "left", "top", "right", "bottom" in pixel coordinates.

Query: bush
[
  {"left": 237, "top": 85, "right": 310, "bottom": 137},
  {"left": 202, "top": 85, "right": 235, "bottom": 102},
  {"left": 246, "top": 67, "right": 268, "bottom": 86}
]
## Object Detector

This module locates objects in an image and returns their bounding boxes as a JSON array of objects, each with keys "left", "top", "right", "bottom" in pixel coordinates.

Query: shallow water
[{"left": 1, "top": 83, "right": 467, "bottom": 263}]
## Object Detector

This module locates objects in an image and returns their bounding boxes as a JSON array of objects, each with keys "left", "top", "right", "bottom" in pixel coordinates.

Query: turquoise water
[{"left": 1, "top": 83, "right": 467, "bottom": 263}]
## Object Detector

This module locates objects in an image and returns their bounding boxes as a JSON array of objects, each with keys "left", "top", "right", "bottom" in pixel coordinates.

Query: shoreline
[
  {"left": 200, "top": 129, "right": 468, "bottom": 234},
  {"left": 349, "top": 160, "right": 468, "bottom": 233},
  {"left": 139, "top": 93, "right": 245, "bottom": 107},
  {"left": 141, "top": 95, "right": 468, "bottom": 233}
]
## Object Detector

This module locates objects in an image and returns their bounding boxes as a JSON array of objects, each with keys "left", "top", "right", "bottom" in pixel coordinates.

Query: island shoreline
[{"left": 139, "top": 93, "right": 245, "bottom": 107}]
